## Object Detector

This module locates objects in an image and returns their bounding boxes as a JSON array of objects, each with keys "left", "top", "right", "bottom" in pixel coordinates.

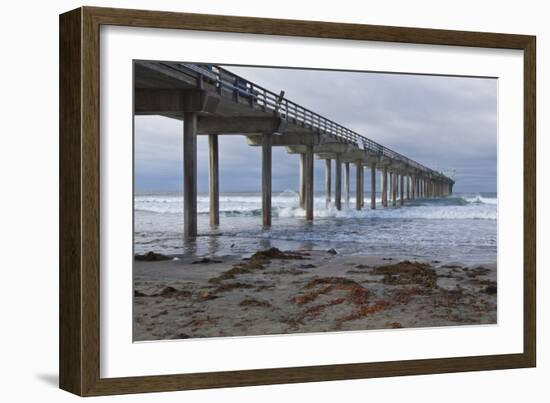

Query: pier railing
[{"left": 164, "top": 62, "right": 450, "bottom": 180}]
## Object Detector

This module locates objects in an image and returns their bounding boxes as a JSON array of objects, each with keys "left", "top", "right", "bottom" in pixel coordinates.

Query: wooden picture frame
[{"left": 59, "top": 6, "right": 536, "bottom": 396}]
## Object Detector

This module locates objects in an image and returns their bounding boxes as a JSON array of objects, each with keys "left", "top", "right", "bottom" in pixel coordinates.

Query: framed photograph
[{"left": 59, "top": 6, "right": 536, "bottom": 396}]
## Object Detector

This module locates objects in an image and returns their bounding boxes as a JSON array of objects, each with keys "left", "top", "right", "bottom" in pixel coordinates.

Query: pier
[{"left": 134, "top": 61, "right": 455, "bottom": 238}]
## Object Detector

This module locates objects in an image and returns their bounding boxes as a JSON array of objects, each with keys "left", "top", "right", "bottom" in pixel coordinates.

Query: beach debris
[
  {"left": 135, "top": 251, "right": 171, "bottom": 261},
  {"left": 335, "top": 300, "right": 392, "bottom": 327},
  {"left": 275, "top": 268, "right": 307, "bottom": 275},
  {"left": 386, "top": 322, "right": 403, "bottom": 329},
  {"left": 192, "top": 257, "right": 222, "bottom": 264},
  {"left": 388, "top": 286, "right": 430, "bottom": 304},
  {"left": 254, "top": 247, "right": 305, "bottom": 260},
  {"left": 291, "top": 277, "right": 369, "bottom": 306},
  {"left": 432, "top": 288, "right": 467, "bottom": 309},
  {"left": 483, "top": 284, "right": 497, "bottom": 295},
  {"left": 299, "top": 263, "right": 317, "bottom": 269},
  {"left": 466, "top": 266, "right": 491, "bottom": 278},
  {"left": 355, "top": 264, "right": 370, "bottom": 269},
  {"left": 370, "top": 261, "right": 438, "bottom": 288},
  {"left": 326, "top": 248, "right": 338, "bottom": 255},
  {"left": 159, "top": 286, "right": 179, "bottom": 297},
  {"left": 176, "top": 333, "right": 191, "bottom": 339},
  {"left": 239, "top": 298, "right": 272, "bottom": 308},
  {"left": 182, "top": 314, "right": 220, "bottom": 331},
  {"left": 212, "top": 282, "right": 254, "bottom": 293},
  {"left": 159, "top": 286, "right": 192, "bottom": 299},
  {"left": 254, "top": 284, "right": 275, "bottom": 292},
  {"left": 305, "top": 298, "right": 346, "bottom": 315},
  {"left": 197, "top": 290, "right": 219, "bottom": 301},
  {"left": 151, "top": 309, "right": 168, "bottom": 318},
  {"left": 133, "top": 286, "right": 191, "bottom": 299},
  {"left": 209, "top": 247, "right": 305, "bottom": 283},
  {"left": 283, "top": 296, "right": 348, "bottom": 329},
  {"left": 441, "top": 263, "right": 462, "bottom": 269}
]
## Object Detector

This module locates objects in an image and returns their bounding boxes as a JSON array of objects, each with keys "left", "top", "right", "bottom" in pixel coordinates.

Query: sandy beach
[{"left": 133, "top": 248, "right": 496, "bottom": 341}]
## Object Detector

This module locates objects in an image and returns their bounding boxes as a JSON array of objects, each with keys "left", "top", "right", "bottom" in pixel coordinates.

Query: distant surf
[
  {"left": 135, "top": 191, "right": 496, "bottom": 219},
  {"left": 134, "top": 191, "right": 497, "bottom": 265}
]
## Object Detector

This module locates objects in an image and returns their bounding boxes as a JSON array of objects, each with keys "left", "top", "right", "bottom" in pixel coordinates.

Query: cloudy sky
[{"left": 134, "top": 64, "right": 497, "bottom": 194}]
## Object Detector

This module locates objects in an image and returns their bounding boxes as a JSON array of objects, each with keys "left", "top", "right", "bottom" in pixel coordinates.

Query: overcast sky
[{"left": 135, "top": 65, "right": 497, "bottom": 194}]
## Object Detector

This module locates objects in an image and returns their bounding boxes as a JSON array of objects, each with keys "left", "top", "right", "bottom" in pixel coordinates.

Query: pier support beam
[
  {"left": 361, "top": 165, "right": 365, "bottom": 208},
  {"left": 389, "top": 172, "right": 393, "bottom": 202},
  {"left": 400, "top": 173, "right": 404, "bottom": 206},
  {"left": 355, "top": 160, "right": 362, "bottom": 210},
  {"left": 208, "top": 134, "right": 219, "bottom": 227},
  {"left": 325, "top": 159, "right": 332, "bottom": 208},
  {"left": 335, "top": 154, "right": 342, "bottom": 210},
  {"left": 382, "top": 167, "right": 388, "bottom": 207},
  {"left": 406, "top": 175, "right": 411, "bottom": 200},
  {"left": 262, "top": 133, "right": 272, "bottom": 227},
  {"left": 299, "top": 153, "right": 305, "bottom": 209},
  {"left": 392, "top": 172, "right": 397, "bottom": 206},
  {"left": 424, "top": 179, "right": 430, "bottom": 198},
  {"left": 183, "top": 112, "right": 198, "bottom": 239},
  {"left": 305, "top": 144, "right": 314, "bottom": 221},
  {"left": 344, "top": 162, "right": 350, "bottom": 208},
  {"left": 370, "top": 161, "right": 376, "bottom": 209}
]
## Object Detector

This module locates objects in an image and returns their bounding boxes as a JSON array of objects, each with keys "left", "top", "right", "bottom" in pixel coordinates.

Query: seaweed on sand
[
  {"left": 239, "top": 298, "right": 273, "bottom": 308},
  {"left": 209, "top": 247, "right": 306, "bottom": 283},
  {"left": 135, "top": 251, "right": 171, "bottom": 261},
  {"left": 290, "top": 277, "right": 369, "bottom": 306},
  {"left": 370, "top": 261, "right": 438, "bottom": 288}
]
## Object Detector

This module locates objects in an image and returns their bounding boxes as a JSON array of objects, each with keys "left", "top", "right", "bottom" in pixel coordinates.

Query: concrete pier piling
[
  {"left": 305, "top": 144, "right": 314, "bottom": 221},
  {"left": 344, "top": 162, "right": 350, "bottom": 208},
  {"left": 392, "top": 172, "right": 397, "bottom": 207},
  {"left": 208, "top": 134, "right": 219, "bottom": 227},
  {"left": 400, "top": 173, "right": 404, "bottom": 206},
  {"left": 356, "top": 160, "right": 362, "bottom": 210},
  {"left": 360, "top": 164, "right": 365, "bottom": 208},
  {"left": 382, "top": 167, "right": 388, "bottom": 208},
  {"left": 183, "top": 112, "right": 198, "bottom": 239},
  {"left": 389, "top": 172, "right": 393, "bottom": 202},
  {"left": 335, "top": 154, "right": 342, "bottom": 210},
  {"left": 370, "top": 161, "right": 376, "bottom": 209},
  {"left": 262, "top": 132, "right": 272, "bottom": 227},
  {"left": 325, "top": 159, "right": 332, "bottom": 208},
  {"left": 299, "top": 153, "right": 305, "bottom": 209}
]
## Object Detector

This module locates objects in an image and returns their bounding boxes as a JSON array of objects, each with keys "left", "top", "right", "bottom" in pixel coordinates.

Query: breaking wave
[{"left": 135, "top": 192, "right": 497, "bottom": 220}]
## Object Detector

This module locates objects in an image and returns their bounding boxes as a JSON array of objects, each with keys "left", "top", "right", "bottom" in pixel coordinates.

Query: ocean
[{"left": 134, "top": 191, "right": 497, "bottom": 265}]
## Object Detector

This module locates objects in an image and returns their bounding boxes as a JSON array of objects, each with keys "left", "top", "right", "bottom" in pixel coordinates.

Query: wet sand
[{"left": 133, "top": 248, "right": 496, "bottom": 341}]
